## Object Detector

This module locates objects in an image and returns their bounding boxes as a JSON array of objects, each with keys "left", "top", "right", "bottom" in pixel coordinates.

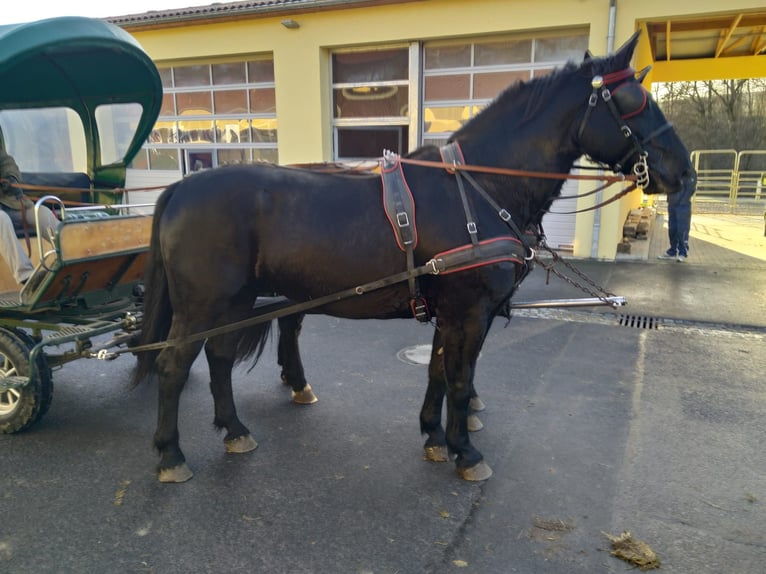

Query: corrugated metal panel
[{"left": 541, "top": 178, "right": 577, "bottom": 250}]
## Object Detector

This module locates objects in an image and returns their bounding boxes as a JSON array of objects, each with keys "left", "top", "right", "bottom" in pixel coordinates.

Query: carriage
[{"left": 0, "top": 17, "right": 162, "bottom": 433}]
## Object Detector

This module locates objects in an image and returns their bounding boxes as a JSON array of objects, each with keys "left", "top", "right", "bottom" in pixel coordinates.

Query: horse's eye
[{"left": 611, "top": 82, "right": 647, "bottom": 120}]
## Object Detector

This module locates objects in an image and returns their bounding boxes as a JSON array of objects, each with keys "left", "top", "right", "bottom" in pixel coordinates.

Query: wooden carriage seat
[{"left": 21, "top": 213, "right": 152, "bottom": 309}]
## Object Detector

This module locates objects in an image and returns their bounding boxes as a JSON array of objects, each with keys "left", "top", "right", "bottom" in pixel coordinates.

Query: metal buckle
[
  {"left": 426, "top": 258, "right": 441, "bottom": 275},
  {"left": 397, "top": 212, "right": 410, "bottom": 227},
  {"left": 499, "top": 209, "right": 511, "bottom": 222},
  {"left": 467, "top": 221, "right": 478, "bottom": 234}
]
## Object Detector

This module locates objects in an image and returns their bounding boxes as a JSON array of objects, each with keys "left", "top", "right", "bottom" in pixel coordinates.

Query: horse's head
[{"left": 575, "top": 32, "right": 696, "bottom": 198}]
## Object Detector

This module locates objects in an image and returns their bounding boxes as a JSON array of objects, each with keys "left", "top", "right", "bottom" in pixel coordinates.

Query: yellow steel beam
[
  {"left": 652, "top": 54, "right": 766, "bottom": 82},
  {"left": 715, "top": 14, "right": 743, "bottom": 58},
  {"left": 666, "top": 20, "right": 671, "bottom": 61}
]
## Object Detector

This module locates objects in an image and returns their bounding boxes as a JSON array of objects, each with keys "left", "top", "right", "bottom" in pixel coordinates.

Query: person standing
[{"left": 658, "top": 176, "right": 696, "bottom": 262}]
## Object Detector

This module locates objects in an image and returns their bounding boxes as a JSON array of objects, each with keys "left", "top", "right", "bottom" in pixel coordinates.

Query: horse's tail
[{"left": 131, "top": 183, "right": 178, "bottom": 387}]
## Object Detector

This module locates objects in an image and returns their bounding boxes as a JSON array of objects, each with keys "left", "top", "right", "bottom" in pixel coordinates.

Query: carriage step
[{"left": 0, "top": 376, "right": 30, "bottom": 392}]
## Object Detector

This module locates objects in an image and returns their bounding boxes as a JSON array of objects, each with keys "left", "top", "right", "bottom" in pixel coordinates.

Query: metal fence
[{"left": 689, "top": 149, "right": 766, "bottom": 214}]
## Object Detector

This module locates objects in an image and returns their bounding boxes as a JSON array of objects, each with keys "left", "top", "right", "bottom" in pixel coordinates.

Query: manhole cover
[{"left": 396, "top": 344, "right": 432, "bottom": 365}]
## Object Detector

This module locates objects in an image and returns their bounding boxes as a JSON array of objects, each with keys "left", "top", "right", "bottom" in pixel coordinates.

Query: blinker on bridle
[{"left": 577, "top": 67, "right": 673, "bottom": 190}]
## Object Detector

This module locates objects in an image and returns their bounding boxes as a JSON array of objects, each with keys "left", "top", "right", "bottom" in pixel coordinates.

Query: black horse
[{"left": 133, "top": 33, "right": 695, "bottom": 483}]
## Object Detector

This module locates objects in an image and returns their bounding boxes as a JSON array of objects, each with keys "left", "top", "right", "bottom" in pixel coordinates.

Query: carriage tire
[{"left": 0, "top": 328, "right": 54, "bottom": 434}]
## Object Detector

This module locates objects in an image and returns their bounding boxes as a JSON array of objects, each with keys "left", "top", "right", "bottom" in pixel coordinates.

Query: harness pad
[{"left": 380, "top": 152, "right": 417, "bottom": 251}]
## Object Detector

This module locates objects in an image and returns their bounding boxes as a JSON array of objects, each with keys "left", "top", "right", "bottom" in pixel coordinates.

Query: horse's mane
[{"left": 451, "top": 50, "right": 623, "bottom": 140}]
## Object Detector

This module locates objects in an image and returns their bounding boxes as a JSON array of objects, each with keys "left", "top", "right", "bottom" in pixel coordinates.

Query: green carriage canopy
[{"left": 0, "top": 16, "right": 162, "bottom": 180}]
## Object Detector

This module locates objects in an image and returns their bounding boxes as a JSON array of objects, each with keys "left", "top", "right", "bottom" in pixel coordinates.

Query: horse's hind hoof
[
  {"left": 423, "top": 445, "right": 450, "bottom": 462},
  {"left": 291, "top": 383, "right": 318, "bottom": 405},
  {"left": 225, "top": 434, "right": 259, "bottom": 453},
  {"left": 470, "top": 396, "right": 486, "bottom": 412},
  {"left": 467, "top": 414, "right": 484, "bottom": 432},
  {"left": 158, "top": 463, "right": 194, "bottom": 483},
  {"left": 457, "top": 461, "right": 493, "bottom": 481}
]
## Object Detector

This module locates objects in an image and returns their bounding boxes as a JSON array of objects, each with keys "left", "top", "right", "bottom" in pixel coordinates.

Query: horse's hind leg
[
  {"left": 205, "top": 334, "right": 258, "bottom": 454},
  {"left": 277, "top": 313, "right": 318, "bottom": 404},
  {"left": 154, "top": 339, "right": 206, "bottom": 483}
]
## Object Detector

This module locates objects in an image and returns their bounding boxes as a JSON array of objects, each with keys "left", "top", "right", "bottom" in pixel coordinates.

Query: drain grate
[{"left": 618, "top": 314, "right": 662, "bottom": 329}]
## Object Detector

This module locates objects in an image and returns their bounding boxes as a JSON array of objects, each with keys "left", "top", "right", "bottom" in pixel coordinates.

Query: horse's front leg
[
  {"left": 440, "top": 316, "right": 493, "bottom": 481},
  {"left": 205, "top": 334, "right": 258, "bottom": 454},
  {"left": 154, "top": 339, "right": 205, "bottom": 483},
  {"left": 277, "top": 313, "right": 318, "bottom": 404},
  {"left": 421, "top": 328, "right": 449, "bottom": 462}
]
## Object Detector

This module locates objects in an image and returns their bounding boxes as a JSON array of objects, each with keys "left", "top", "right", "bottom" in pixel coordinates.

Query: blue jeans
[{"left": 666, "top": 186, "right": 694, "bottom": 256}]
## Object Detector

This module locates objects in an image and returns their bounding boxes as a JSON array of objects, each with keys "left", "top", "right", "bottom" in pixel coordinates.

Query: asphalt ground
[{"left": 1, "top": 213, "right": 764, "bottom": 574}]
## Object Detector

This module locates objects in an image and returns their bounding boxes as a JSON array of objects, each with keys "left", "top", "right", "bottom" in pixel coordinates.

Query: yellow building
[{"left": 112, "top": 0, "right": 766, "bottom": 259}]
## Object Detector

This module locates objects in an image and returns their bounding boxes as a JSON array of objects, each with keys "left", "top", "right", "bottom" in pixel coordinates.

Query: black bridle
[{"left": 576, "top": 68, "right": 674, "bottom": 190}]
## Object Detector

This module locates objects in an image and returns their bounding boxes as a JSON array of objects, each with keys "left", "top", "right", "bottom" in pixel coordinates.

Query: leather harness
[{"left": 379, "top": 143, "right": 537, "bottom": 322}]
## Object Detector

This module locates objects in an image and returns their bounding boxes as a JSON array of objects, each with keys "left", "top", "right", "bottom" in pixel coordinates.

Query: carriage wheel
[{"left": 0, "top": 328, "right": 53, "bottom": 434}]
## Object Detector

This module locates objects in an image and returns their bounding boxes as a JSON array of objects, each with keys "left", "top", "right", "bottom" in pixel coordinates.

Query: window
[
  {"left": 422, "top": 32, "right": 588, "bottom": 146},
  {"left": 331, "top": 48, "right": 411, "bottom": 160},
  {"left": 136, "top": 56, "right": 278, "bottom": 173}
]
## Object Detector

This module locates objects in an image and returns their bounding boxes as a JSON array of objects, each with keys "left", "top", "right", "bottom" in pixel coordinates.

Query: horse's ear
[
  {"left": 636, "top": 66, "right": 651, "bottom": 83},
  {"left": 583, "top": 49, "right": 594, "bottom": 61},
  {"left": 614, "top": 30, "right": 641, "bottom": 66}
]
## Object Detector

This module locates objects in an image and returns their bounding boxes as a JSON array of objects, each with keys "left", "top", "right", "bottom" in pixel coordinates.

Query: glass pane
[
  {"left": 150, "top": 121, "right": 178, "bottom": 144},
  {"left": 333, "top": 86, "right": 409, "bottom": 118},
  {"left": 474, "top": 70, "right": 529, "bottom": 98},
  {"left": 130, "top": 150, "right": 149, "bottom": 170},
  {"left": 424, "top": 75, "right": 470, "bottom": 101},
  {"left": 424, "top": 44, "right": 471, "bottom": 69},
  {"left": 216, "top": 119, "right": 251, "bottom": 143},
  {"left": 217, "top": 148, "right": 250, "bottom": 166},
  {"left": 214, "top": 90, "right": 248, "bottom": 114},
  {"left": 159, "top": 93, "right": 175, "bottom": 117},
  {"left": 176, "top": 92, "right": 213, "bottom": 115},
  {"left": 252, "top": 119, "right": 278, "bottom": 143},
  {"left": 332, "top": 49, "right": 408, "bottom": 83},
  {"left": 96, "top": 103, "right": 143, "bottom": 165},
  {"left": 0, "top": 107, "right": 86, "bottom": 172},
  {"left": 212, "top": 62, "right": 246, "bottom": 85},
  {"left": 174, "top": 64, "right": 211, "bottom": 87},
  {"left": 149, "top": 148, "right": 180, "bottom": 170},
  {"left": 475, "top": 39, "right": 532, "bottom": 66},
  {"left": 178, "top": 119, "right": 214, "bottom": 143},
  {"left": 532, "top": 67, "right": 555, "bottom": 78},
  {"left": 336, "top": 126, "right": 408, "bottom": 159},
  {"left": 249, "top": 88, "right": 277, "bottom": 113},
  {"left": 423, "top": 106, "right": 467, "bottom": 134},
  {"left": 158, "top": 68, "right": 173, "bottom": 88},
  {"left": 253, "top": 148, "right": 278, "bottom": 164},
  {"left": 535, "top": 35, "right": 589, "bottom": 63},
  {"left": 248, "top": 60, "right": 275, "bottom": 83}
]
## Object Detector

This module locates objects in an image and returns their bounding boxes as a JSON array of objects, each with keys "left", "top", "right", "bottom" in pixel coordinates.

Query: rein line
[{"left": 398, "top": 157, "right": 636, "bottom": 185}]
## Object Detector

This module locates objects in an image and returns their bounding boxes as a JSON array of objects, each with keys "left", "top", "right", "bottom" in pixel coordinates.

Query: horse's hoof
[
  {"left": 470, "top": 396, "right": 486, "bottom": 412},
  {"left": 423, "top": 445, "right": 450, "bottom": 462},
  {"left": 467, "top": 414, "right": 484, "bottom": 432},
  {"left": 291, "top": 383, "right": 318, "bottom": 405},
  {"left": 457, "top": 461, "right": 493, "bottom": 481},
  {"left": 158, "top": 463, "right": 194, "bottom": 483},
  {"left": 225, "top": 434, "right": 259, "bottom": 453}
]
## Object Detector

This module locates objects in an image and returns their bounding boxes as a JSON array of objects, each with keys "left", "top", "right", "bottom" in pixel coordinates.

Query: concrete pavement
[
  {"left": 1, "top": 212, "right": 764, "bottom": 574},
  {"left": 515, "top": 211, "right": 766, "bottom": 331}
]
